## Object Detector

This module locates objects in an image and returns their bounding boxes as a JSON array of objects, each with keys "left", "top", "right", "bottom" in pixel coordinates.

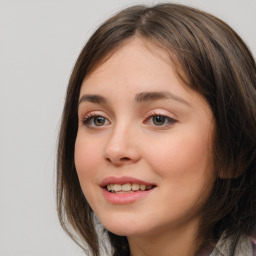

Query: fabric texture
[{"left": 206, "top": 233, "right": 256, "bottom": 256}]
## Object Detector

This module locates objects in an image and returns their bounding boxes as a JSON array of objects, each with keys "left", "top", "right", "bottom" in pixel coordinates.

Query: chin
[
  {"left": 106, "top": 226, "right": 146, "bottom": 237},
  {"left": 98, "top": 214, "right": 148, "bottom": 237}
]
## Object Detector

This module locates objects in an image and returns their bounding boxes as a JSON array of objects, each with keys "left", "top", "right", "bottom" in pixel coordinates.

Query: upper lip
[{"left": 100, "top": 176, "right": 156, "bottom": 188}]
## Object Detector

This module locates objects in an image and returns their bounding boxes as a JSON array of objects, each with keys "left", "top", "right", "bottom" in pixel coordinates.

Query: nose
[{"left": 104, "top": 124, "right": 140, "bottom": 166}]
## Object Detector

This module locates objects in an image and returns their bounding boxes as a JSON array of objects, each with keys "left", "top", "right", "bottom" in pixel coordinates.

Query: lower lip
[{"left": 102, "top": 188, "right": 154, "bottom": 204}]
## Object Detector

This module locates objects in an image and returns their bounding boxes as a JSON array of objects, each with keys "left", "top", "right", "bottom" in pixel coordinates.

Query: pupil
[
  {"left": 94, "top": 116, "right": 105, "bottom": 126},
  {"left": 153, "top": 116, "right": 165, "bottom": 125}
]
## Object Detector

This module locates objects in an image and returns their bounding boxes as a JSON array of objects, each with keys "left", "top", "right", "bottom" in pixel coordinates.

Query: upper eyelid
[
  {"left": 80, "top": 113, "right": 110, "bottom": 128},
  {"left": 80, "top": 110, "right": 108, "bottom": 119},
  {"left": 79, "top": 111, "right": 109, "bottom": 125},
  {"left": 78, "top": 106, "right": 114, "bottom": 120},
  {"left": 144, "top": 109, "right": 176, "bottom": 119},
  {"left": 145, "top": 114, "right": 175, "bottom": 120},
  {"left": 79, "top": 109, "right": 177, "bottom": 121},
  {"left": 144, "top": 114, "right": 177, "bottom": 123}
]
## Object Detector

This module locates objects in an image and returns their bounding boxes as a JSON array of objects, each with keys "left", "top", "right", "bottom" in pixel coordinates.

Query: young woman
[{"left": 56, "top": 3, "right": 256, "bottom": 256}]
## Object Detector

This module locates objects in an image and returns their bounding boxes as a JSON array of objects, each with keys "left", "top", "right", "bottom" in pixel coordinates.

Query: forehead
[
  {"left": 79, "top": 38, "right": 213, "bottom": 117},
  {"left": 81, "top": 37, "right": 188, "bottom": 94}
]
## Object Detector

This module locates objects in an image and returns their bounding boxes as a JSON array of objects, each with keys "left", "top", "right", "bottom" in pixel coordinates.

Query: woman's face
[{"left": 75, "top": 38, "right": 215, "bottom": 239}]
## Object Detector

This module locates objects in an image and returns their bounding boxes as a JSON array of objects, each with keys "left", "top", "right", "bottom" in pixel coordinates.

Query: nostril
[
  {"left": 105, "top": 156, "right": 131, "bottom": 165},
  {"left": 106, "top": 158, "right": 111, "bottom": 162},
  {"left": 120, "top": 157, "right": 130, "bottom": 161}
]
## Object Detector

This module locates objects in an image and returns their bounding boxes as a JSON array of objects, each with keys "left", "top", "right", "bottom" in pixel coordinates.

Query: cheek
[
  {"left": 75, "top": 141, "right": 96, "bottom": 172},
  {"left": 144, "top": 128, "right": 213, "bottom": 182},
  {"left": 74, "top": 133, "right": 105, "bottom": 210},
  {"left": 74, "top": 134, "right": 102, "bottom": 187}
]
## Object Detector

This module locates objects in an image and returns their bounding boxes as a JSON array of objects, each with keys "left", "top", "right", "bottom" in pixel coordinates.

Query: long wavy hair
[{"left": 57, "top": 3, "right": 256, "bottom": 255}]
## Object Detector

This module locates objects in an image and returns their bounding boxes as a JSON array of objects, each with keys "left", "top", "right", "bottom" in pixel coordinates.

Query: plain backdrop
[{"left": 0, "top": 0, "right": 255, "bottom": 255}]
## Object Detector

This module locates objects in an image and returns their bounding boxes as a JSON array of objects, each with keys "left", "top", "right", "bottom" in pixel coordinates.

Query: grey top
[{"left": 209, "top": 233, "right": 254, "bottom": 256}]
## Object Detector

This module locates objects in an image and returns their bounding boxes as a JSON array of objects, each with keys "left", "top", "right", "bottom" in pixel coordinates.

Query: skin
[{"left": 75, "top": 38, "right": 215, "bottom": 256}]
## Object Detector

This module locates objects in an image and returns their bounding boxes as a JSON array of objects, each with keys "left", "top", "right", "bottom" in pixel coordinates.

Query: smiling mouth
[{"left": 106, "top": 183, "right": 155, "bottom": 193}]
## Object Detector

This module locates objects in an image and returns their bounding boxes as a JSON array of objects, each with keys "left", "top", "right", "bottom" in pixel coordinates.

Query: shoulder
[
  {"left": 209, "top": 233, "right": 255, "bottom": 256},
  {"left": 250, "top": 235, "right": 256, "bottom": 256}
]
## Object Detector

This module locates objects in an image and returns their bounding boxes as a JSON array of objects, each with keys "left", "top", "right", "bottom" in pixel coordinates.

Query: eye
[
  {"left": 152, "top": 115, "right": 167, "bottom": 126},
  {"left": 146, "top": 114, "right": 177, "bottom": 127},
  {"left": 82, "top": 114, "right": 110, "bottom": 127}
]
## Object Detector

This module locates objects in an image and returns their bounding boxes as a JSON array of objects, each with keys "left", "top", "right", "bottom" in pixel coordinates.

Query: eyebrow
[
  {"left": 135, "top": 91, "right": 190, "bottom": 106},
  {"left": 79, "top": 94, "right": 108, "bottom": 105},
  {"left": 78, "top": 91, "right": 189, "bottom": 106}
]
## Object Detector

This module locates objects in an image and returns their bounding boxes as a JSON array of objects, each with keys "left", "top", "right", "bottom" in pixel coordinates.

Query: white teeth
[
  {"left": 131, "top": 183, "right": 139, "bottom": 190},
  {"left": 140, "top": 184, "right": 146, "bottom": 191},
  {"left": 106, "top": 183, "right": 153, "bottom": 192},
  {"left": 113, "top": 184, "right": 122, "bottom": 192},
  {"left": 122, "top": 183, "right": 131, "bottom": 191}
]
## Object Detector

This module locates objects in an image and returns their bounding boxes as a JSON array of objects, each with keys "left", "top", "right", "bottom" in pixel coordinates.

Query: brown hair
[{"left": 57, "top": 3, "right": 256, "bottom": 255}]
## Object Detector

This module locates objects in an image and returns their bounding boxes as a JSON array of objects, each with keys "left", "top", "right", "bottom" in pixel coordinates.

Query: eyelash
[
  {"left": 80, "top": 112, "right": 177, "bottom": 128},
  {"left": 144, "top": 113, "right": 177, "bottom": 127},
  {"left": 81, "top": 112, "right": 110, "bottom": 127}
]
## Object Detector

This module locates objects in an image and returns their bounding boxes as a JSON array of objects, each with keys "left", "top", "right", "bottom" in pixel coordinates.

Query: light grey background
[{"left": 0, "top": 0, "right": 255, "bottom": 255}]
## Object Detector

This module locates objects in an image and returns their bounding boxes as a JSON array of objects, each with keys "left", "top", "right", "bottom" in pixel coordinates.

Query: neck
[{"left": 128, "top": 219, "right": 201, "bottom": 256}]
